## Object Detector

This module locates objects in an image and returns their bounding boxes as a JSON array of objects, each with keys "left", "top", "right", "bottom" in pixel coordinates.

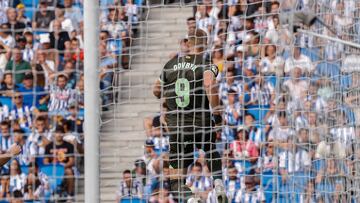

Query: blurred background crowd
[
  {"left": 0, "top": 0, "right": 141, "bottom": 202},
  {"left": 117, "top": 0, "right": 360, "bottom": 202}
]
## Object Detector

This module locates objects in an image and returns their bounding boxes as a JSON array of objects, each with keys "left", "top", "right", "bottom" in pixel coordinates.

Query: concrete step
[{"left": 119, "top": 85, "right": 154, "bottom": 99}]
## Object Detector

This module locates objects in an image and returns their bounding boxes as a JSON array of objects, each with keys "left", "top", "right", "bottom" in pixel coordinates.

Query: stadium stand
[
  {"left": 0, "top": 0, "right": 138, "bottom": 202},
  {"left": 113, "top": 0, "right": 360, "bottom": 202}
]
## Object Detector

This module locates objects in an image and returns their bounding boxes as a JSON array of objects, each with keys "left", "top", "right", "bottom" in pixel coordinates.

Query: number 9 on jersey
[{"left": 175, "top": 78, "right": 190, "bottom": 108}]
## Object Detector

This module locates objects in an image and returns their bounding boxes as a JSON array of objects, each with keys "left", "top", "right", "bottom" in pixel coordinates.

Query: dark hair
[
  {"left": 57, "top": 74, "right": 68, "bottom": 81},
  {"left": 187, "top": 17, "right": 195, "bottom": 22},
  {"left": 123, "top": 169, "right": 131, "bottom": 174},
  {"left": 100, "top": 30, "right": 110, "bottom": 36},
  {"left": 272, "top": 1, "right": 280, "bottom": 7},
  {"left": 245, "top": 113, "right": 255, "bottom": 120},
  {"left": 228, "top": 89, "right": 237, "bottom": 94},
  {"left": 193, "top": 162, "right": 202, "bottom": 170},
  {"left": 152, "top": 116, "right": 161, "bottom": 128},
  {"left": 36, "top": 116, "right": 46, "bottom": 122},
  {"left": 12, "top": 190, "right": 23, "bottom": 198},
  {"left": 0, "top": 120, "right": 9, "bottom": 127},
  {"left": 13, "top": 129, "right": 24, "bottom": 134},
  {"left": 55, "top": 125, "right": 65, "bottom": 133},
  {"left": 56, "top": 4, "right": 65, "bottom": 9},
  {"left": 71, "top": 37, "right": 79, "bottom": 43}
]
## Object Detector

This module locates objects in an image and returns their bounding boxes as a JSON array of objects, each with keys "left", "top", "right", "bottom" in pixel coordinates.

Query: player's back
[{"left": 161, "top": 54, "right": 216, "bottom": 127}]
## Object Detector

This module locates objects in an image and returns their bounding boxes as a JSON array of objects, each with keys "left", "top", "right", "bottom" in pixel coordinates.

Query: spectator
[
  {"left": 0, "top": 42, "right": 10, "bottom": 71},
  {"left": 43, "top": 126, "right": 75, "bottom": 197},
  {"left": 10, "top": 190, "right": 23, "bottom": 203},
  {"left": 132, "top": 159, "right": 147, "bottom": 187},
  {"left": 0, "top": 120, "right": 13, "bottom": 156},
  {"left": 283, "top": 67, "right": 309, "bottom": 101},
  {"left": 248, "top": 74, "right": 275, "bottom": 107},
  {"left": 101, "top": 7, "right": 127, "bottom": 39},
  {"left": 0, "top": 0, "right": 9, "bottom": 25},
  {"left": 63, "top": 0, "right": 82, "bottom": 31},
  {"left": 23, "top": 162, "right": 50, "bottom": 201},
  {"left": 49, "top": 20, "right": 71, "bottom": 52},
  {"left": 28, "top": 116, "right": 51, "bottom": 157},
  {"left": 116, "top": 169, "right": 143, "bottom": 202},
  {"left": 70, "top": 37, "right": 83, "bottom": 62},
  {"left": 49, "top": 4, "right": 73, "bottom": 33},
  {"left": 15, "top": 4, "right": 31, "bottom": 27},
  {"left": 230, "top": 125, "right": 259, "bottom": 164},
  {"left": 0, "top": 23, "right": 15, "bottom": 48},
  {"left": 65, "top": 103, "right": 83, "bottom": 134},
  {"left": 22, "top": 30, "right": 34, "bottom": 63},
  {"left": 32, "top": 1, "right": 55, "bottom": 30},
  {"left": 256, "top": 143, "right": 276, "bottom": 173},
  {"left": 284, "top": 47, "right": 314, "bottom": 75},
  {"left": 124, "top": 0, "right": 138, "bottom": 25},
  {"left": 224, "top": 165, "right": 242, "bottom": 202},
  {"left": 8, "top": 159, "right": 26, "bottom": 194},
  {"left": 245, "top": 114, "right": 265, "bottom": 148},
  {"left": 5, "top": 8, "right": 25, "bottom": 40},
  {"left": 0, "top": 72, "right": 17, "bottom": 97},
  {"left": 13, "top": 129, "right": 31, "bottom": 166},
  {"left": 279, "top": 142, "right": 311, "bottom": 183},
  {"left": 5, "top": 46, "right": 31, "bottom": 84},
  {"left": 185, "top": 162, "right": 213, "bottom": 200},
  {"left": 259, "top": 44, "right": 284, "bottom": 75},
  {"left": 268, "top": 111, "right": 295, "bottom": 149},
  {"left": 47, "top": 74, "right": 76, "bottom": 113},
  {"left": 234, "top": 175, "right": 265, "bottom": 203},
  {"left": 10, "top": 92, "right": 34, "bottom": 129},
  {"left": 224, "top": 89, "right": 241, "bottom": 138},
  {"left": 17, "top": 73, "right": 46, "bottom": 108}
]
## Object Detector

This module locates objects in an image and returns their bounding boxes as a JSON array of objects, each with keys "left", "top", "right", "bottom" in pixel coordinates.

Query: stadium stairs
[{"left": 100, "top": 5, "right": 193, "bottom": 203}]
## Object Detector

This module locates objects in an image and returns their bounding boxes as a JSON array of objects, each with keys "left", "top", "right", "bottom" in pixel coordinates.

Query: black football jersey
[{"left": 160, "top": 54, "right": 218, "bottom": 127}]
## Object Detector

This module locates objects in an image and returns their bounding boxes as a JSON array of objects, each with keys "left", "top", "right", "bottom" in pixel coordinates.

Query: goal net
[
  {"left": 104, "top": 0, "right": 360, "bottom": 203},
  {"left": 0, "top": 0, "right": 85, "bottom": 202}
]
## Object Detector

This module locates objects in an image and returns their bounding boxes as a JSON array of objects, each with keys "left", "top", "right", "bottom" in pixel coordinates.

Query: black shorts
[{"left": 168, "top": 126, "right": 221, "bottom": 172}]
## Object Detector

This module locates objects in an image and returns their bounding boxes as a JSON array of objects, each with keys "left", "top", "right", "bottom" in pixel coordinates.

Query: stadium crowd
[
  {"left": 117, "top": 0, "right": 360, "bottom": 203},
  {"left": 0, "top": 0, "right": 139, "bottom": 202}
]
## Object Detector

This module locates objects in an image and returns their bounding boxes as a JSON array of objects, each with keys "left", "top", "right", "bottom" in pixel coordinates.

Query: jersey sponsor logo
[{"left": 173, "top": 62, "right": 198, "bottom": 71}]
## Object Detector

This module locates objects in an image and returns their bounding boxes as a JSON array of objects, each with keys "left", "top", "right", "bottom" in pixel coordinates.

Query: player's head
[{"left": 187, "top": 29, "right": 207, "bottom": 54}]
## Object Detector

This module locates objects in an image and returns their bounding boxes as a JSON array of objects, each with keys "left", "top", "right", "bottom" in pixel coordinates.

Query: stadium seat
[
  {"left": 301, "top": 47, "right": 320, "bottom": 62},
  {"left": 23, "top": 0, "right": 39, "bottom": 7},
  {"left": 20, "top": 165, "right": 29, "bottom": 175},
  {"left": 40, "top": 164, "right": 65, "bottom": 192},
  {"left": 120, "top": 198, "right": 146, "bottom": 203},
  {"left": 315, "top": 62, "right": 341, "bottom": 81},
  {"left": 246, "top": 105, "right": 269, "bottom": 122},
  {"left": 0, "top": 96, "right": 12, "bottom": 108},
  {"left": 24, "top": 9, "right": 35, "bottom": 21}
]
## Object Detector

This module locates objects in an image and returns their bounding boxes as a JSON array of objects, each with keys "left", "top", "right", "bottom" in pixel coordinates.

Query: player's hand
[
  {"left": 8, "top": 144, "right": 21, "bottom": 156},
  {"left": 213, "top": 113, "right": 222, "bottom": 126}
]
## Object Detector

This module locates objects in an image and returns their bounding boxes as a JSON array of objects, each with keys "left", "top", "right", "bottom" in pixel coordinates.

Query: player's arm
[
  {"left": 153, "top": 79, "right": 162, "bottom": 99},
  {"left": 203, "top": 65, "right": 221, "bottom": 124}
]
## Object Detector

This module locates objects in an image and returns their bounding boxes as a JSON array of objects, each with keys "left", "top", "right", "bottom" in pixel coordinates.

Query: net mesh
[
  {"left": 104, "top": 0, "right": 360, "bottom": 203},
  {"left": 0, "top": 0, "right": 85, "bottom": 202}
]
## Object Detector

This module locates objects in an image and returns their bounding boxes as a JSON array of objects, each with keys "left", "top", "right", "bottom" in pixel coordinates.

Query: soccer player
[{"left": 153, "top": 29, "right": 223, "bottom": 200}]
